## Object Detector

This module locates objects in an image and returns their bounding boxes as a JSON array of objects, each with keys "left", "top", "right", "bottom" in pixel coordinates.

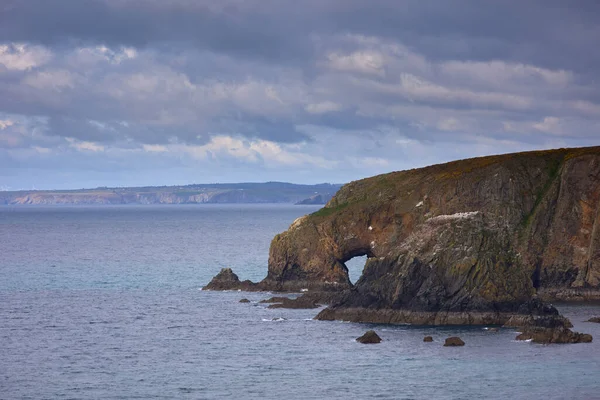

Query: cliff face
[{"left": 265, "top": 147, "right": 600, "bottom": 314}]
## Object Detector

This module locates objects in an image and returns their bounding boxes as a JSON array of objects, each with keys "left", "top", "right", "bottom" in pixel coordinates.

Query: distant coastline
[{"left": 0, "top": 182, "right": 342, "bottom": 205}]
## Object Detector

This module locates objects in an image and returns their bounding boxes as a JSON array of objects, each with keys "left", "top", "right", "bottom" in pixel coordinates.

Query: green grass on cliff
[{"left": 310, "top": 202, "right": 349, "bottom": 218}]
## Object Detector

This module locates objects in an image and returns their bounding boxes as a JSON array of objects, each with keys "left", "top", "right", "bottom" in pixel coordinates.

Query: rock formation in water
[
  {"left": 443, "top": 337, "right": 465, "bottom": 346},
  {"left": 207, "top": 147, "right": 600, "bottom": 336},
  {"left": 356, "top": 330, "right": 382, "bottom": 344}
]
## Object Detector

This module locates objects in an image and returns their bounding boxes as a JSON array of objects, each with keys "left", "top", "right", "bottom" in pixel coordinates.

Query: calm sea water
[{"left": 1, "top": 205, "right": 599, "bottom": 399}]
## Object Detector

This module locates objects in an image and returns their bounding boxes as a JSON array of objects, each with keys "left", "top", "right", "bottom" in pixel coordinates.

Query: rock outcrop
[
  {"left": 587, "top": 317, "right": 600, "bottom": 323},
  {"left": 356, "top": 330, "right": 382, "bottom": 344},
  {"left": 207, "top": 147, "right": 600, "bottom": 333},
  {"left": 266, "top": 147, "right": 600, "bottom": 323},
  {"left": 423, "top": 336, "right": 433, "bottom": 342},
  {"left": 204, "top": 268, "right": 259, "bottom": 291},
  {"left": 515, "top": 328, "right": 593, "bottom": 344},
  {"left": 444, "top": 337, "right": 465, "bottom": 346}
]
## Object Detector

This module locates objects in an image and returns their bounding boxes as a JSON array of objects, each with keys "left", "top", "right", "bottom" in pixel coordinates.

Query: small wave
[{"left": 262, "top": 317, "right": 287, "bottom": 322}]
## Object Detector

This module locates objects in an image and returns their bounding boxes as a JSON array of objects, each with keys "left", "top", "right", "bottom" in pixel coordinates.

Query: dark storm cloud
[
  {"left": 1, "top": 0, "right": 600, "bottom": 189},
  {"left": 2, "top": 0, "right": 600, "bottom": 74}
]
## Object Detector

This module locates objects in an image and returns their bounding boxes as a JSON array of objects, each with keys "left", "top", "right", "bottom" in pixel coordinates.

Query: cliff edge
[{"left": 208, "top": 146, "right": 600, "bottom": 327}]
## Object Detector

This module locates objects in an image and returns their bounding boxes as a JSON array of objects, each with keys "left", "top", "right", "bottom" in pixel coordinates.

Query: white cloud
[
  {"left": 533, "top": 116, "right": 563, "bottom": 135},
  {"left": 0, "top": 119, "right": 14, "bottom": 130},
  {"left": 437, "top": 118, "right": 463, "bottom": 132},
  {"left": 0, "top": 43, "right": 52, "bottom": 71},
  {"left": 142, "top": 144, "right": 168, "bottom": 153},
  {"left": 23, "top": 69, "right": 75, "bottom": 90},
  {"left": 441, "top": 60, "right": 572, "bottom": 86},
  {"left": 305, "top": 101, "right": 342, "bottom": 114},
  {"left": 325, "top": 51, "right": 386, "bottom": 77},
  {"left": 155, "top": 135, "right": 336, "bottom": 168},
  {"left": 66, "top": 138, "right": 105, "bottom": 152}
]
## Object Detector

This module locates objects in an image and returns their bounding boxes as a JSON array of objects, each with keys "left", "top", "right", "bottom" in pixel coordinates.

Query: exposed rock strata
[{"left": 208, "top": 147, "right": 600, "bottom": 334}]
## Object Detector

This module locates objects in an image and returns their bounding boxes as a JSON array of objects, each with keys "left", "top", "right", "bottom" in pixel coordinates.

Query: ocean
[{"left": 1, "top": 205, "right": 599, "bottom": 399}]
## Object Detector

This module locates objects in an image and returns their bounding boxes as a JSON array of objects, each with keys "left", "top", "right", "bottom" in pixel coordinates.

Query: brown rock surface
[
  {"left": 207, "top": 147, "right": 600, "bottom": 327},
  {"left": 444, "top": 337, "right": 465, "bottom": 346},
  {"left": 203, "top": 268, "right": 259, "bottom": 291},
  {"left": 356, "top": 330, "right": 382, "bottom": 344},
  {"left": 423, "top": 336, "right": 433, "bottom": 342},
  {"left": 515, "top": 327, "right": 593, "bottom": 344}
]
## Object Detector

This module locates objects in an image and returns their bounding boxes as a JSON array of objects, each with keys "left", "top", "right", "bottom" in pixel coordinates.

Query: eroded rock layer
[{"left": 264, "top": 147, "right": 600, "bottom": 318}]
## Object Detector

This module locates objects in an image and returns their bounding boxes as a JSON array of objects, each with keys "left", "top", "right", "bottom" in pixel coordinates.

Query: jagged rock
[
  {"left": 444, "top": 337, "right": 465, "bottom": 346},
  {"left": 423, "top": 336, "right": 433, "bottom": 342},
  {"left": 587, "top": 317, "right": 600, "bottom": 323},
  {"left": 203, "top": 268, "right": 259, "bottom": 291},
  {"left": 515, "top": 327, "right": 593, "bottom": 344},
  {"left": 356, "top": 330, "right": 382, "bottom": 344},
  {"left": 239, "top": 298, "right": 250, "bottom": 303}
]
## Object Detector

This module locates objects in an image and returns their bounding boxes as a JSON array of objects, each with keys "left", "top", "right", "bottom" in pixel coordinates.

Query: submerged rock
[
  {"left": 444, "top": 337, "right": 465, "bottom": 346},
  {"left": 356, "top": 330, "right": 382, "bottom": 344},
  {"left": 423, "top": 336, "right": 433, "bottom": 342},
  {"left": 487, "top": 327, "right": 499, "bottom": 332},
  {"left": 239, "top": 298, "right": 250, "bottom": 303},
  {"left": 587, "top": 317, "right": 600, "bottom": 323}
]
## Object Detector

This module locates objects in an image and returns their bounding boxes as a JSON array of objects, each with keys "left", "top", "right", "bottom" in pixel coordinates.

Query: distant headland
[{"left": 0, "top": 182, "right": 342, "bottom": 205}]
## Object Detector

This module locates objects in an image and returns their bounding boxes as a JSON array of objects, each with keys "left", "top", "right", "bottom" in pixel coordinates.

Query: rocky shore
[{"left": 205, "top": 147, "right": 600, "bottom": 343}]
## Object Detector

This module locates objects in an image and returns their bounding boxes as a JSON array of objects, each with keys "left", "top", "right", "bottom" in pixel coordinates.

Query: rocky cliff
[{"left": 208, "top": 147, "right": 600, "bottom": 326}]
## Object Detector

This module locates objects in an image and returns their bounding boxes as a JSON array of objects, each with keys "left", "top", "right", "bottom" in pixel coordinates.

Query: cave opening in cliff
[{"left": 344, "top": 254, "right": 369, "bottom": 284}]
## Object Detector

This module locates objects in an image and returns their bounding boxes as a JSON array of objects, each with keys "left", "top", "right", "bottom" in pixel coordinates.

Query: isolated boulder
[
  {"left": 356, "top": 330, "right": 382, "bottom": 344},
  {"left": 239, "top": 298, "right": 250, "bottom": 303},
  {"left": 444, "top": 337, "right": 465, "bottom": 346},
  {"left": 423, "top": 336, "right": 433, "bottom": 342}
]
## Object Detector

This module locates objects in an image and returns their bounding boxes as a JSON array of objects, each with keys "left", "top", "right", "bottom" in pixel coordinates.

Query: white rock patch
[{"left": 428, "top": 211, "right": 480, "bottom": 222}]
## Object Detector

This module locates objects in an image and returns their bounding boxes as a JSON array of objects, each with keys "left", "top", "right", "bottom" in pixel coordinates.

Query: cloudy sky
[{"left": 1, "top": 0, "right": 599, "bottom": 190}]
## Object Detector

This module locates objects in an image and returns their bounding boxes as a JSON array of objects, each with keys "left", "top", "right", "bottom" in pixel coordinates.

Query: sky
[{"left": 1, "top": 0, "right": 599, "bottom": 190}]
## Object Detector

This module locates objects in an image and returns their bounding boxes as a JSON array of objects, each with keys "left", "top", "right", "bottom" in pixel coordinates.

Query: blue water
[{"left": 1, "top": 205, "right": 599, "bottom": 399}]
